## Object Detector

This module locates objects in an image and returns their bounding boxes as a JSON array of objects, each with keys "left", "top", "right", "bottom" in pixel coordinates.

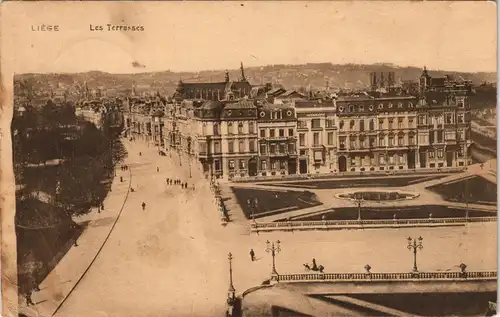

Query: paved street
[{"left": 49, "top": 139, "right": 496, "bottom": 317}]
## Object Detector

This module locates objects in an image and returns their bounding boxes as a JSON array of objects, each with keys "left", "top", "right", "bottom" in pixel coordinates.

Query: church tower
[{"left": 240, "top": 62, "right": 246, "bottom": 82}]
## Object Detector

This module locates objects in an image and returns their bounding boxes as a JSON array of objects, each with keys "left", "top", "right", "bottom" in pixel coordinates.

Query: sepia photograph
[{"left": 0, "top": 2, "right": 498, "bottom": 317}]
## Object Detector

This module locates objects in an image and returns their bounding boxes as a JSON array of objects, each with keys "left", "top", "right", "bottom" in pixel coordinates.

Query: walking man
[
  {"left": 101, "top": 203, "right": 104, "bottom": 210},
  {"left": 142, "top": 202, "right": 146, "bottom": 211},
  {"left": 120, "top": 176, "right": 123, "bottom": 183},
  {"left": 139, "top": 152, "right": 142, "bottom": 156},
  {"left": 250, "top": 249, "right": 255, "bottom": 261},
  {"left": 25, "top": 289, "right": 35, "bottom": 306},
  {"left": 157, "top": 167, "right": 160, "bottom": 172}
]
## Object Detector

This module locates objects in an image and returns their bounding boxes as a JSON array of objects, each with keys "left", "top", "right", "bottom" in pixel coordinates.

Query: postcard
[{"left": 0, "top": 2, "right": 497, "bottom": 317}]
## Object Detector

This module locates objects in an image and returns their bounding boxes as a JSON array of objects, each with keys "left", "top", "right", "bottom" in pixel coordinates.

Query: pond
[{"left": 337, "top": 190, "right": 419, "bottom": 201}]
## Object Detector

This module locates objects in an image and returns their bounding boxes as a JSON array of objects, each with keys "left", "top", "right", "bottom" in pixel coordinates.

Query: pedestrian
[
  {"left": 139, "top": 152, "right": 142, "bottom": 156},
  {"left": 192, "top": 184, "right": 195, "bottom": 191},
  {"left": 250, "top": 249, "right": 255, "bottom": 261},
  {"left": 142, "top": 202, "right": 146, "bottom": 211},
  {"left": 312, "top": 258, "right": 317, "bottom": 271},
  {"left": 98, "top": 205, "right": 101, "bottom": 213},
  {"left": 120, "top": 176, "right": 123, "bottom": 183},
  {"left": 166, "top": 178, "right": 170, "bottom": 184},
  {"left": 157, "top": 167, "right": 160, "bottom": 172},
  {"left": 101, "top": 203, "right": 104, "bottom": 210},
  {"left": 25, "top": 290, "right": 35, "bottom": 306},
  {"left": 185, "top": 182, "right": 188, "bottom": 189}
]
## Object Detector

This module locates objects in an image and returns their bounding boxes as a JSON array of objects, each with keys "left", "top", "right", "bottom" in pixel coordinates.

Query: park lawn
[
  {"left": 426, "top": 176, "right": 497, "bottom": 204},
  {"left": 293, "top": 205, "right": 494, "bottom": 221},
  {"left": 231, "top": 187, "right": 322, "bottom": 219}
]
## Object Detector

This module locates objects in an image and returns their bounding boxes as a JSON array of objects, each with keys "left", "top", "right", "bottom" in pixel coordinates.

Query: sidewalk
[{"left": 20, "top": 147, "right": 132, "bottom": 317}]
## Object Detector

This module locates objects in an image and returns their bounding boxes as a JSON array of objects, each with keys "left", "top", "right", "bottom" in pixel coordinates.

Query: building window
[
  {"left": 379, "top": 119, "right": 384, "bottom": 129},
  {"left": 261, "top": 160, "right": 267, "bottom": 170},
  {"left": 398, "top": 118, "right": 404, "bottom": 129},
  {"left": 339, "top": 137, "right": 346, "bottom": 149},
  {"left": 260, "top": 129, "right": 266, "bottom": 138},
  {"left": 445, "top": 113, "right": 453, "bottom": 124},
  {"left": 429, "top": 132, "right": 435, "bottom": 144},
  {"left": 312, "top": 119, "right": 321, "bottom": 129},
  {"left": 279, "top": 144, "right": 286, "bottom": 154},
  {"left": 228, "top": 141, "right": 234, "bottom": 153},
  {"left": 260, "top": 144, "right": 266, "bottom": 155},
  {"left": 349, "top": 136, "right": 356, "bottom": 149},
  {"left": 270, "top": 144, "right": 276, "bottom": 154},
  {"left": 359, "top": 105, "right": 365, "bottom": 112},
  {"left": 359, "top": 120, "right": 365, "bottom": 132},
  {"left": 249, "top": 122, "right": 255, "bottom": 134},
  {"left": 408, "top": 118, "right": 414, "bottom": 128},
  {"left": 398, "top": 133, "right": 404, "bottom": 146},
  {"left": 437, "top": 149, "right": 444, "bottom": 158},
  {"left": 409, "top": 133, "right": 415, "bottom": 145},
  {"left": 288, "top": 128, "right": 294, "bottom": 136},
  {"left": 239, "top": 159, "right": 245, "bottom": 169},
  {"left": 359, "top": 135, "right": 366, "bottom": 149},
  {"left": 458, "top": 146, "right": 465, "bottom": 157},
  {"left": 213, "top": 123, "right": 220, "bottom": 136},
  {"left": 457, "top": 98, "right": 465, "bottom": 108},
  {"left": 339, "top": 120, "right": 344, "bottom": 130},
  {"left": 327, "top": 132, "right": 334, "bottom": 145},
  {"left": 313, "top": 133, "right": 320, "bottom": 146},
  {"left": 388, "top": 118, "right": 394, "bottom": 130},
  {"left": 369, "top": 137, "right": 375, "bottom": 148},
  {"left": 270, "top": 129, "right": 275, "bottom": 138},
  {"left": 418, "top": 115, "right": 426, "bottom": 125},
  {"left": 239, "top": 140, "right": 245, "bottom": 153},
  {"left": 388, "top": 134, "right": 394, "bottom": 146},
  {"left": 350, "top": 120, "right": 355, "bottom": 130},
  {"left": 279, "top": 129, "right": 285, "bottom": 137},
  {"left": 299, "top": 133, "right": 306, "bottom": 146},
  {"left": 280, "top": 160, "right": 286, "bottom": 169},
  {"left": 369, "top": 119, "right": 374, "bottom": 131},
  {"left": 437, "top": 131, "right": 443, "bottom": 143},
  {"left": 457, "top": 129, "right": 464, "bottom": 141},
  {"left": 429, "top": 151, "right": 435, "bottom": 159},
  {"left": 349, "top": 104, "right": 355, "bottom": 112},
  {"left": 379, "top": 135, "right": 386, "bottom": 147},
  {"left": 288, "top": 143, "right": 295, "bottom": 154},
  {"left": 249, "top": 140, "right": 255, "bottom": 152},
  {"left": 238, "top": 123, "right": 244, "bottom": 134},
  {"left": 457, "top": 113, "right": 465, "bottom": 123},
  {"left": 298, "top": 121, "right": 307, "bottom": 129},
  {"left": 228, "top": 123, "right": 234, "bottom": 135},
  {"left": 214, "top": 141, "right": 221, "bottom": 153},
  {"left": 326, "top": 119, "right": 335, "bottom": 128},
  {"left": 379, "top": 155, "right": 385, "bottom": 165},
  {"left": 229, "top": 159, "right": 235, "bottom": 170}
]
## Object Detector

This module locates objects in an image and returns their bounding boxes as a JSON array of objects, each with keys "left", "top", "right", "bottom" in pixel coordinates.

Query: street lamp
[
  {"left": 407, "top": 236, "right": 423, "bottom": 273},
  {"left": 265, "top": 240, "right": 281, "bottom": 276},
  {"left": 227, "top": 252, "right": 236, "bottom": 305}
]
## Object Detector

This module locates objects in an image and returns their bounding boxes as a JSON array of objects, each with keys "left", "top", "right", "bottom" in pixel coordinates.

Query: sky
[{"left": 1, "top": 1, "right": 497, "bottom": 74}]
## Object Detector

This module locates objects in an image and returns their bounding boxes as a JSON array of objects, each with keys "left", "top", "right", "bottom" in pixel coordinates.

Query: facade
[
  {"left": 126, "top": 67, "right": 473, "bottom": 180},
  {"left": 335, "top": 96, "right": 418, "bottom": 172},
  {"left": 256, "top": 104, "right": 298, "bottom": 176},
  {"left": 189, "top": 100, "right": 258, "bottom": 179},
  {"left": 295, "top": 99, "right": 337, "bottom": 174}
]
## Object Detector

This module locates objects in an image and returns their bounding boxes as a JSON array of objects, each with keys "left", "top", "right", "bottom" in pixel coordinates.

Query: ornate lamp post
[
  {"left": 227, "top": 252, "right": 236, "bottom": 305},
  {"left": 265, "top": 240, "right": 281, "bottom": 277},
  {"left": 407, "top": 236, "right": 423, "bottom": 273}
]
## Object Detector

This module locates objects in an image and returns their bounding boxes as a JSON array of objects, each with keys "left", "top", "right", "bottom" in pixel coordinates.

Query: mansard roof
[{"left": 336, "top": 96, "right": 417, "bottom": 116}]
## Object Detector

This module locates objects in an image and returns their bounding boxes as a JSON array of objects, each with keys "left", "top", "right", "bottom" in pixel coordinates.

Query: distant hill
[{"left": 14, "top": 62, "right": 497, "bottom": 97}]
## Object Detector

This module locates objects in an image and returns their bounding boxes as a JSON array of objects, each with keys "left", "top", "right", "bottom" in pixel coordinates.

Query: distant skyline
[{"left": 1, "top": 2, "right": 497, "bottom": 75}]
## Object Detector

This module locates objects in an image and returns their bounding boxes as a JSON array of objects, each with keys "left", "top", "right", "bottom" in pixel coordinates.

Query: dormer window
[
  {"left": 349, "top": 104, "right": 355, "bottom": 112},
  {"left": 397, "top": 102, "right": 403, "bottom": 108},
  {"left": 378, "top": 104, "right": 384, "bottom": 109},
  {"left": 407, "top": 102, "right": 413, "bottom": 108},
  {"left": 388, "top": 103, "right": 393, "bottom": 108},
  {"left": 359, "top": 105, "right": 365, "bottom": 112}
]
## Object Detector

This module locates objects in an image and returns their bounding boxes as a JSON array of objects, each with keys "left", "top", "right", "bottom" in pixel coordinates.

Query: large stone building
[
  {"left": 256, "top": 103, "right": 298, "bottom": 176},
  {"left": 335, "top": 95, "right": 418, "bottom": 172},
  {"left": 295, "top": 99, "right": 337, "bottom": 174}
]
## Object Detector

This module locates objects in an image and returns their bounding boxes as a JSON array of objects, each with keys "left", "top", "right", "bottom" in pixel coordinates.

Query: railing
[
  {"left": 250, "top": 216, "right": 497, "bottom": 231},
  {"left": 233, "top": 167, "right": 465, "bottom": 183},
  {"left": 277, "top": 270, "right": 497, "bottom": 282}
]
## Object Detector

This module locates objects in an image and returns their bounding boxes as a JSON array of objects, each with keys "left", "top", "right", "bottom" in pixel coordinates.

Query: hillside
[{"left": 15, "top": 63, "right": 496, "bottom": 94}]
